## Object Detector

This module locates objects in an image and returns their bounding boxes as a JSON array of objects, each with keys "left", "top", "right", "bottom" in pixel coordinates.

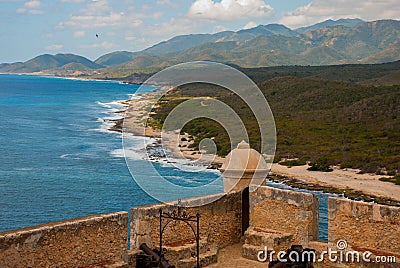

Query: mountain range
[{"left": 1, "top": 18, "right": 400, "bottom": 76}]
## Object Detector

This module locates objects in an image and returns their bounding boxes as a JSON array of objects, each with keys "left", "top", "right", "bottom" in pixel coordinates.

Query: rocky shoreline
[
  {"left": 268, "top": 173, "right": 400, "bottom": 207},
  {"left": 103, "top": 85, "right": 400, "bottom": 208}
]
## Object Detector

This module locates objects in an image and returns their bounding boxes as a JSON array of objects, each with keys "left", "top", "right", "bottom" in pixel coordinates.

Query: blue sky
[{"left": 1, "top": 0, "right": 399, "bottom": 63}]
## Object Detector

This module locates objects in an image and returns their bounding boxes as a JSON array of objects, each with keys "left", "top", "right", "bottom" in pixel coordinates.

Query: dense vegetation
[
  {"left": 150, "top": 69, "right": 400, "bottom": 175},
  {"left": 379, "top": 175, "right": 400, "bottom": 185}
]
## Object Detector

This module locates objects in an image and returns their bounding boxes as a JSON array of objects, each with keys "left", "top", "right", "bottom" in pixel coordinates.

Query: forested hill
[{"left": 149, "top": 73, "right": 400, "bottom": 175}]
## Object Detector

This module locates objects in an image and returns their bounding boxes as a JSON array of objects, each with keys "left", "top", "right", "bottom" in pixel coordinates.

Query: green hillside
[
  {"left": 0, "top": 53, "right": 103, "bottom": 73},
  {"left": 107, "top": 20, "right": 400, "bottom": 73},
  {"left": 296, "top": 18, "right": 364, "bottom": 33},
  {"left": 2, "top": 19, "right": 399, "bottom": 76},
  {"left": 149, "top": 74, "right": 400, "bottom": 175},
  {"left": 241, "top": 60, "right": 400, "bottom": 84},
  {"left": 94, "top": 51, "right": 137, "bottom": 66}
]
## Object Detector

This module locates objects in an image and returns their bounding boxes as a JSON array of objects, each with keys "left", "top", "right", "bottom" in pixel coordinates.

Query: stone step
[
  {"left": 242, "top": 243, "right": 274, "bottom": 262},
  {"left": 244, "top": 227, "right": 293, "bottom": 250},
  {"left": 104, "top": 261, "right": 129, "bottom": 268},
  {"left": 242, "top": 227, "right": 294, "bottom": 261},
  {"left": 164, "top": 237, "right": 209, "bottom": 261},
  {"left": 177, "top": 249, "right": 218, "bottom": 268}
]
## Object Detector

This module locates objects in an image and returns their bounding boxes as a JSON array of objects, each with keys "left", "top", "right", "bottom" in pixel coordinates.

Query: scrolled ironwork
[{"left": 158, "top": 201, "right": 201, "bottom": 268}]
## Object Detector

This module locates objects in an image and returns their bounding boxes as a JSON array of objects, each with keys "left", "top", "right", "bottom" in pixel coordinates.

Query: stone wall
[
  {"left": 249, "top": 186, "right": 319, "bottom": 245},
  {"left": 0, "top": 212, "right": 128, "bottom": 268},
  {"left": 130, "top": 191, "right": 242, "bottom": 251},
  {"left": 329, "top": 197, "right": 400, "bottom": 256}
]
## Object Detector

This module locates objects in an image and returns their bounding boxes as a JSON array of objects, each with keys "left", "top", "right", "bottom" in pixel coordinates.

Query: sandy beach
[
  {"left": 271, "top": 164, "right": 400, "bottom": 202},
  {"left": 121, "top": 92, "right": 225, "bottom": 167}
]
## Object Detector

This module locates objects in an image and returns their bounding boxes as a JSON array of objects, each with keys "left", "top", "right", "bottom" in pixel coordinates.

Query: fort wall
[
  {"left": 0, "top": 212, "right": 128, "bottom": 268},
  {"left": 250, "top": 186, "right": 319, "bottom": 245},
  {"left": 329, "top": 197, "right": 400, "bottom": 256},
  {"left": 130, "top": 191, "right": 242, "bottom": 251},
  {"left": 1, "top": 188, "right": 399, "bottom": 267}
]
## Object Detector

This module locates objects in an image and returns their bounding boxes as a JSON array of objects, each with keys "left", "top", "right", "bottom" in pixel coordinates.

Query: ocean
[
  {"left": 0, "top": 74, "right": 329, "bottom": 240},
  {"left": 0, "top": 74, "right": 222, "bottom": 232}
]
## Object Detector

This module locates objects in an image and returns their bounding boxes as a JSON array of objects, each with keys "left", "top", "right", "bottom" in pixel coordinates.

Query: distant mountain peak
[
  {"left": 0, "top": 53, "right": 103, "bottom": 74},
  {"left": 296, "top": 18, "right": 365, "bottom": 33},
  {"left": 2, "top": 18, "right": 400, "bottom": 75}
]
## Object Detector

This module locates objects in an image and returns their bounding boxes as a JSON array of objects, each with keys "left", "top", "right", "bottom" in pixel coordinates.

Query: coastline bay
[
  {"left": 0, "top": 74, "right": 338, "bottom": 241},
  {"left": 0, "top": 74, "right": 221, "bottom": 232}
]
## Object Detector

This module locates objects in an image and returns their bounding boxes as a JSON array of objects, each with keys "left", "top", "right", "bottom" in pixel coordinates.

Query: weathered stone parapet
[
  {"left": 328, "top": 197, "right": 400, "bottom": 256},
  {"left": 0, "top": 212, "right": 128, "bottom": 268},
  {"left": 249, "top": 186, "right": 319, "bottom": 245},
  {"left": 130, "top": 191, "right": 243, "bottom": 254}
]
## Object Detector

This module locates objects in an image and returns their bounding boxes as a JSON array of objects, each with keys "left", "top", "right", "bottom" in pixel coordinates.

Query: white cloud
[
  {"left": 16, "top": 0, "right": 43, "bottom": 14},
  {"left": 64, "top": 13, "right": 126, "bottom": 28},
  {"left": 25, "top": 0, "right": 40, "bottom": 8},
  {"left": 243, "top": 21, "right": 257, "bottom": 29},
  {"left": 45, "top": 44, "right": 63, "bottom": 51},
  {"left": 59, "top": 0, "right": 144, "bottom": 29},
  {"left": 61, "top": 0, "right": 85, "bottom": 3},
  {"left": 156, "top": 0, "right": 179, "bottom": 8},
  {"left": 213, "top": 25, "right": 228, "bottom": 33},
  {"left": 152, "top": 12, "right": 164, "bottom": 20},
  {"left": 141, "top": 4, "right": 152, "bottom": 11},
  {"left": 145, "top": 17, "right": 198, "bottom": 38},
  {"left": 81, "top": 41, "right": 118, "bottom": 49},
  {"left": 74, "top": 31, "right": 86, "bottom": 38},
  {"left": 16, "top": 8, "right": 26, "bottom": 13},
  {"left": 188, "top": 0, "right": 274, "bottom": 21},
  {"left": 279, "top": 0, "right": 400, "bottom": 28},
  {"left": 29, "top": 9, "right": 43, "bottom": 14}
]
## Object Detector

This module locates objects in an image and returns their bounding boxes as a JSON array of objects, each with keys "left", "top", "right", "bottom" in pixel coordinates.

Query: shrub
[
  {"left": 307, "top": 157, "right": 333, "bottom": 172},
  {"left": 273, "top": 155, "right": 281, "bottom": 163},
  {"left": 280, "top": 159, "right": 307, "bottom": 167},
  {"left": 340, "top": 161, "right": 354, "bottom": 169},
  {"left": 379, "top": 175, "right": 400, "bottom": 185}
]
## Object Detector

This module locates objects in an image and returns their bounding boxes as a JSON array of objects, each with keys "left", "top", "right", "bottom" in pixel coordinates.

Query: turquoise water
[{"left": 0, "top": 74, "right": 221, "bottom": 232}]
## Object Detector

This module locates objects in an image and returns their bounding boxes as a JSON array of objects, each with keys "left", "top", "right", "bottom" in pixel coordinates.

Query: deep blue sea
[
  {"left": 0, "top": 74, "right": 222, "bottom": 232},
  {"left": 0, "top": 74, "right": 329, "bottom": 241}
]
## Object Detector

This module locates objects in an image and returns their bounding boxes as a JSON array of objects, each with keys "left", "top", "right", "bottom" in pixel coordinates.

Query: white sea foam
[
  {"left": 96, "top": 100, "right": 127, "bottom": 109},
  {"left": 109, "top": 135, "right": 220, "bottom": 174},
  {"left": 59, "top": 154, "right": 81, "bottom": 160},
  {"left": 128, "top": 94, "right": 142, "bottom": 100},
  {"left": 92, "top": 119, "right": 120, "bottom": 133},
  {"left": 93, "top": 98, "right": 130, "bottom": 134}
]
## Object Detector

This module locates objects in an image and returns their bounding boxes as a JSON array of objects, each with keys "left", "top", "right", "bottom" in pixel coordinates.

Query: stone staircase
[
  {"left": 163, "top": 237, "right": 218, "bottom": 268},
  {"left": 104, "top": 238, "right": 218, "bottom": 268},
  {"left": 242, "top": 227, "right": 293, "bottom": 262}
]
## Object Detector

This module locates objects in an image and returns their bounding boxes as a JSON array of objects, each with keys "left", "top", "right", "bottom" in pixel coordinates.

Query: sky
[{"left": 0, "top": 0, "right": 399, "bottom": 63}]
